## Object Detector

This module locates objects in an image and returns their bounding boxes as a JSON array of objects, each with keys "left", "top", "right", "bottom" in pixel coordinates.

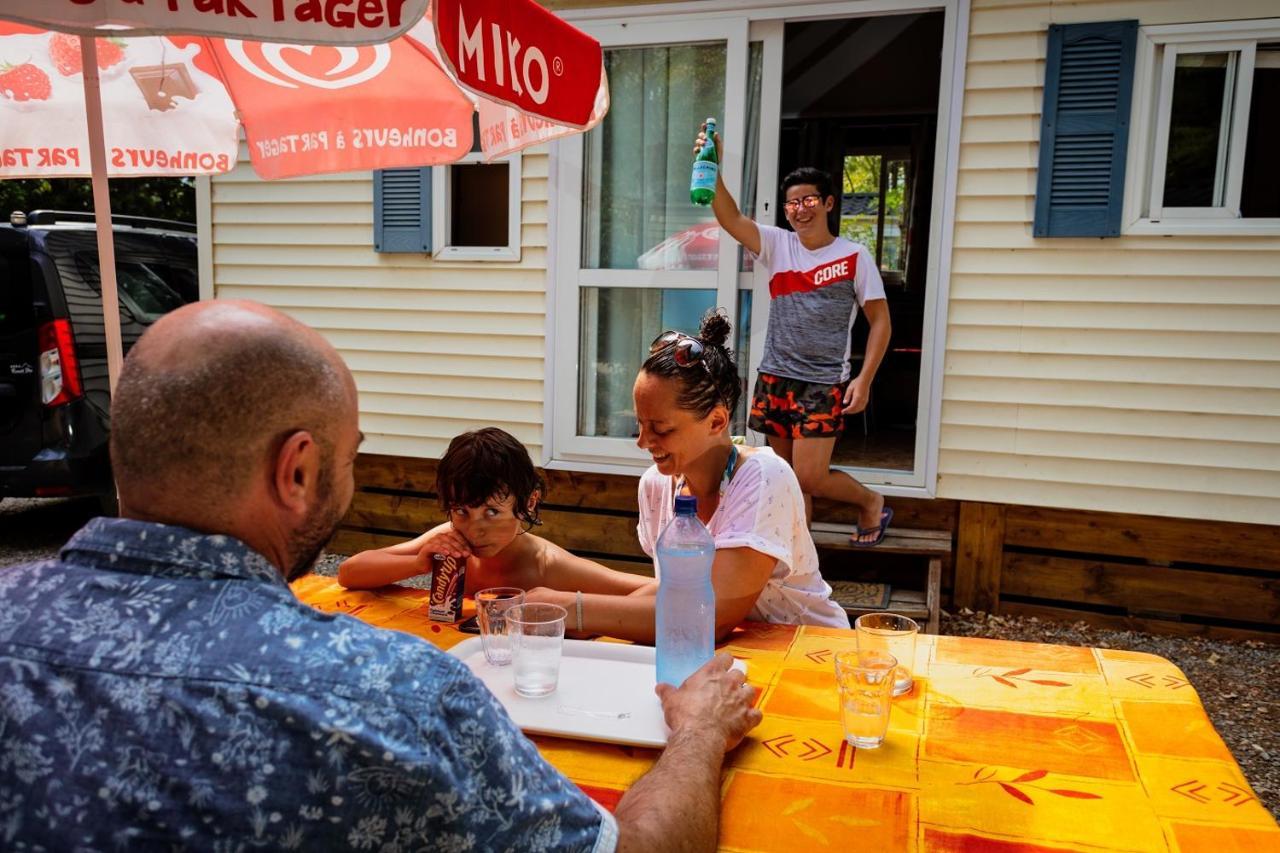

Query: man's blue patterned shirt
[{"left": 0, "top": 517, "right": 617, "bottom": 852}]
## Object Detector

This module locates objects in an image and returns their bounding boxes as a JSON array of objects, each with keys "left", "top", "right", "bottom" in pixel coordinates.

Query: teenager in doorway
[{"left": 697, "top": 125, "right": 893, "bottom": 546}]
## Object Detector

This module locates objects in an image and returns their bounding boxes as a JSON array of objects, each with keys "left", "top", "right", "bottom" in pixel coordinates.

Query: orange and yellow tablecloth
[{"left": 291, "top": 574, "right": 1279, "bottom": 852}]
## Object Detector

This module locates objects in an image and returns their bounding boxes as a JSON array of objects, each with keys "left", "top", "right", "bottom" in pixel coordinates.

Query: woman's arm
[
  {"left": 336, "top": 523, "right": 469, "bottom": 589},
  {"left": 539, "top": 543, "right": 656, "bottom": 596},
  {"left": 708, "top": 547, "right": 775, "bottom": 640},
  {"left": 525, "top": 546, "right": 774, "bottom": 644}
]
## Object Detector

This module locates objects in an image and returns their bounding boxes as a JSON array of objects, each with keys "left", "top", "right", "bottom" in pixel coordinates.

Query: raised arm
[
  {"left": 695, "top": 126, "right": 761, "bottom": 256},
  {"left": 335, "top": 523, "right": 469, "bottom": 589}
]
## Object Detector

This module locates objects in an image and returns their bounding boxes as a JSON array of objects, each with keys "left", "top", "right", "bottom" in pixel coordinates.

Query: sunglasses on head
[
  {"left": 782, "top": 194, "right": 823, "bottom": 214},
  {"left": 649, "top": 330, "right": 706, "bottom": 368}
]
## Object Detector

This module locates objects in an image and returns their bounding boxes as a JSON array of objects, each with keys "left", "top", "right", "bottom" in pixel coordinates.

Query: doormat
[{"left": 829, "top": 580, "right": 892, "bottom": 610}]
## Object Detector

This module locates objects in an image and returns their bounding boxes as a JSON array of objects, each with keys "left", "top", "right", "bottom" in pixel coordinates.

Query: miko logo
[
  {"left": 456, "top": 8, "right": 554, "bottom": 105},
  {"left": 225, "top": 40, "right": 390, "bottom": 89}
]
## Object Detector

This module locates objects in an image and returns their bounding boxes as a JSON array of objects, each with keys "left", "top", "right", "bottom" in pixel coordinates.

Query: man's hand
[
  {"left": 693, "top": 124, "right": 722, "bottom": 160},
  {"left": 656, "top": 654, "right": 762, "bottom": 752},
  {"left": 842, "top": 377, "right": 872, "bottom": 415}
]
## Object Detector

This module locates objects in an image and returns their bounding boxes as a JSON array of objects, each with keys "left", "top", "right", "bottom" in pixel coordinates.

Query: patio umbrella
[
  {"left": 636, "top": 223, "right": 757, "bottom": 272},
  {"left": 0, "top": 0, "right": 607, "bottom": 389}
]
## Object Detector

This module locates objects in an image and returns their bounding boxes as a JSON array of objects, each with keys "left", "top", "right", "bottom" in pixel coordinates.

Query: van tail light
[{"left": 38, "top": 319, "right": 83, "bottom": 407}]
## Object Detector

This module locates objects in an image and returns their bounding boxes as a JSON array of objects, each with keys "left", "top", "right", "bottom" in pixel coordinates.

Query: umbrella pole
[{"left": 80, "top": 35, "right": 125, "bottom": 394}]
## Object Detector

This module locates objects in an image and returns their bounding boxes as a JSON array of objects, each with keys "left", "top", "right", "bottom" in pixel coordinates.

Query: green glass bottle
[{"left": 690, "top": 117, "right": 718, "bottom": 206}]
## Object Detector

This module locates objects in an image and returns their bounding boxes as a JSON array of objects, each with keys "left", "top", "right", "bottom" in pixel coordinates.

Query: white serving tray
[{"left": 449, "top": 637, "right": 744, "bottom": 749}]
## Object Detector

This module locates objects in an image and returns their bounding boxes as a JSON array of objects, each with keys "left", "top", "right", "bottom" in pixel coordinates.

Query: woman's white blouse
[{"left": 637, "top": 448, "right": 850, "bottom": 629}]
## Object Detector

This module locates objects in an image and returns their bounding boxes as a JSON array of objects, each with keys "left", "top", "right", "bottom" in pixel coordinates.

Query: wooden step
[
  {"left": 810, "top": 522, "right": 952, "bottom": 555},
  {"left": 829, "top": 581, "right": 929, "bottom": 621}
]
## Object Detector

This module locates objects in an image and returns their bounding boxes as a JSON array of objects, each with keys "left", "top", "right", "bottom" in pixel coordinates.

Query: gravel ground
[{"left": 4, "top": 496, "right": 1277, "bottom": 820}]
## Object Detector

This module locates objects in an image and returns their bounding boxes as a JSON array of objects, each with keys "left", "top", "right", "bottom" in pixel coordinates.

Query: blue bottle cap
[{"left": 674, "top": 495, "right": 698, "bottom": 515}]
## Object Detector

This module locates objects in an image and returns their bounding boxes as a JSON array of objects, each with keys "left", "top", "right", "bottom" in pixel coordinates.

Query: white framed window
[
  {"left": 1126, "top": 19, "right": 1280, "bottom": 234},
  {"left": 549, "top": 17, "right": 753, "bottom": 470},
  {"left": 430, "top": 152, "right": 522, "bottom": 261}
]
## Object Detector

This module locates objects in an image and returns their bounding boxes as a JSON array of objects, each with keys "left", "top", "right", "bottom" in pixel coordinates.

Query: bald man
[{"left": 0, "top": 301, "right": 761, "bottom": 851}]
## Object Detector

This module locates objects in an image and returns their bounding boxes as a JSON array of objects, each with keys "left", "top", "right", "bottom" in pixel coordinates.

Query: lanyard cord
[{"left": 674, "top": 445, "right": 738, "bottom": 508}]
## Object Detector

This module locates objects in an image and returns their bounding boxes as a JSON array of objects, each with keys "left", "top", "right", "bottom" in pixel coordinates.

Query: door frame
[{"left": 545, "top": 0, "right": 971, "bottom": 499}]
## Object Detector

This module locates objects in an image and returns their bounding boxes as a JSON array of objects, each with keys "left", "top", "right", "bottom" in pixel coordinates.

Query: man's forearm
[
  {"left": 858, "top": 313, "right": 892, "bottom": 383},
  {"left": 614, "top": 725, "right": 725, "bottom": 852}
]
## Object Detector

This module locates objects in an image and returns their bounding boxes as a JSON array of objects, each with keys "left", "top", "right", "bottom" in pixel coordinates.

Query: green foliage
[
  {"left": 0, "top": 177, "right": 194, "bottom": 223},
  {"left": 839, "top": 217, "right": 878, "bottom": 248},
  {"left": 843, "top": 155, "right": 881, "bottom": 196},
  {"left": 840, "top": 154, "right": 910, "bottom": 272}
]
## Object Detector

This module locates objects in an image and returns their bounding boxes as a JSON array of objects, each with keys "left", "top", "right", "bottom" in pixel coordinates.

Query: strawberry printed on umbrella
[
  {"left": 0, "top": 62, "right": 51, "bottom": 101},
  {"left": 49, "top": 33, "right": 126, "bottom": 77}
]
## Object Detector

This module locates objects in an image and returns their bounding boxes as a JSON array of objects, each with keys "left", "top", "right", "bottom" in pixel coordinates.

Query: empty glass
[
  {"left": 834, "top": 649, "right": 897, "bottom": 749},
  {"left": 475, "top": 587, "right": 525, "bottom": 666},
  {"left": 506, "top": 603, "right": 567, "bottom": 698},
  {"left": 855, "top": 612, "right": 919, "bottom": 696}
]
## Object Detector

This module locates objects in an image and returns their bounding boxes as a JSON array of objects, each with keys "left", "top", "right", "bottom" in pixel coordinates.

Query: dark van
[{"left": 0, "top": 210, "right": 198, "bottom": 511}]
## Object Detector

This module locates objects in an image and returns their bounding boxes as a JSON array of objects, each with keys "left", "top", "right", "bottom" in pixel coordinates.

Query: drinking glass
[
  {"left": 506, "top": 603, "right": 567, "bottom": 698},
  {"left": 855, "top": 612, "right": 919, "bottom": 696},
  {"left": 475, "top": 587, "right": 525, "bottom": 666},
  {"left": 834, "top": 649, "right": 897, "bottom": 749}
]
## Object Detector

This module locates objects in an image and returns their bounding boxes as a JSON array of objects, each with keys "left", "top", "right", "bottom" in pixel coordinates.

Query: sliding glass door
[{"left": 553, "top": 19, "right": 752, "bottom": 466}]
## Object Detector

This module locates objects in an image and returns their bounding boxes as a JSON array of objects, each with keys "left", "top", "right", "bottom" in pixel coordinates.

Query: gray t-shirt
[{"left": 752, "top": 225, "right": 886, "bottom": 384}]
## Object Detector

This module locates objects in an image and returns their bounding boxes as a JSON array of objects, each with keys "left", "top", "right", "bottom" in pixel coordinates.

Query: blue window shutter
[
  {"left": 1033, "top": 21, "right": 1138, "bottom": 237},
  {"left": 373, "top": 168, "right": 431, "bottom": 253}
]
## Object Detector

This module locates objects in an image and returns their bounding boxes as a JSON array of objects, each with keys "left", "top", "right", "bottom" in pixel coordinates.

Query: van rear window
[{"left": 74, "top": 255, "right": 190, "bottom": 322}]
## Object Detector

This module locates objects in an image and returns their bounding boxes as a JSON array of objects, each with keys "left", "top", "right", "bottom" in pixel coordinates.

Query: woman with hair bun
[{"left": 524, "top": 311, "right": 849, "bottom": 642}]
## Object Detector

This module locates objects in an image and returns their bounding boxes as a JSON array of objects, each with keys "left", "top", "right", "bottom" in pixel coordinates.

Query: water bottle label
[{"left": 691, "top": 161, "right": 718, "bottom": 191}]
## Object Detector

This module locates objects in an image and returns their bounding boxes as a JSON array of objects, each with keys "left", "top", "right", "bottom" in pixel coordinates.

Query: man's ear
[
  {"left": 272, "top": 429, "right": 320, "bottom": 516},
  {"left": 527, "top": 489, "right": 541, "bottom": 513}
]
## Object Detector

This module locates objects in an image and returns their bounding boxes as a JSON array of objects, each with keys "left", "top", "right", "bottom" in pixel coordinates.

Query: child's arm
[{"left": 336, "top": 523, "right": 469, "bottom": 589}]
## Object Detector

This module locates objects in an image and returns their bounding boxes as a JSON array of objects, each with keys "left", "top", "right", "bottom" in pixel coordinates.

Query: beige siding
[
  {"left": 210, "top": 146, "right": 548, "bottom": 460},
  {"left": 941, "top": 0, "right": 1280, "bottom": 523}
]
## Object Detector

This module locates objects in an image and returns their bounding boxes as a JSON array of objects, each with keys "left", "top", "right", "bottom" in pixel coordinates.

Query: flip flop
[{"left": 851, "top": 506, "right": 894, "bottom": 548}]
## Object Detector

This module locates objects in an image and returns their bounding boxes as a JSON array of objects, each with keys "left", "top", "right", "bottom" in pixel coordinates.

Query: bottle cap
[
  {"left": 705, "top": 116, "right": 716, "bottom": 125},
  {"left": 674, "top": 495, "right": 698, "bottom": 515}
]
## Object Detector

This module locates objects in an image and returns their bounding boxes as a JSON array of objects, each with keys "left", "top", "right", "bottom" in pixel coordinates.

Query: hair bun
[{"left": 699, "top": 310, "right": 732, "bottom": 348}]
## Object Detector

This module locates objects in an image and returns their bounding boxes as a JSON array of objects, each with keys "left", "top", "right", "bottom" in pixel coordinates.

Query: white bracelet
[{"left": 575, "top": 590, "right": 584, "bottom": 633}]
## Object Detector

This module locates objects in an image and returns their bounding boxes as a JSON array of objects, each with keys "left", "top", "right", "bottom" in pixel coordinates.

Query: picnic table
[{"left": 291, "top": 574, "right": 1279, "bottom": 852}]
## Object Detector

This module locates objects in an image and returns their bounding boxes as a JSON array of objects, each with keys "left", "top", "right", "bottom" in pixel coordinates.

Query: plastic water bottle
[
  {"left": 655, "top": 495, "right": 716, "bottom": 687},
  {"left": 690, "top": 117, "right": 718, "bottom": 206}
]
